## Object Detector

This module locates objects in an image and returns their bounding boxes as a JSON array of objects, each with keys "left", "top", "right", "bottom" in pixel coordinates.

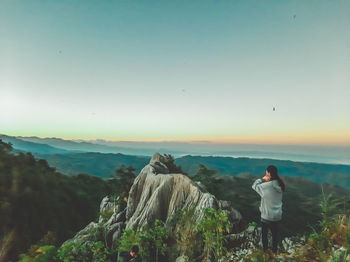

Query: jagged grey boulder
[
  {"left": 125, "top": 153, "right": 242, "bottom": 231},
  {"left": 99, "top": 196, "right": 121, "bottom": 223}
]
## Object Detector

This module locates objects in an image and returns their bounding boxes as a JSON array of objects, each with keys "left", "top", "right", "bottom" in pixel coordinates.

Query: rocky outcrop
[
  {"left": 125, "top": 153, "right": 241, "bottom": 231},
  {"left": 63, "top": 153, "right": 242, "bottom": 248}
]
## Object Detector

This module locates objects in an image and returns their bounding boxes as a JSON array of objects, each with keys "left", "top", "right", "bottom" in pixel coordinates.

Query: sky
[{"left": 0, "top": 0, "right": 349, "bottom": 145}]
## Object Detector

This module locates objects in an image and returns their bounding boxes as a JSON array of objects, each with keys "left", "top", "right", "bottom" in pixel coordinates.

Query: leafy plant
[
  {"left": 151, "top": 220, "right": 169, "bottom": 262},
  {"left": 168, "top": 206, "right": 201, "bottom": 260},
  {"left": 163, "top": 154, "right": 184, "bottom": 174},
  {"left": 109, "top": 165, "right": 136, "bottom": 199},
  {"left": 56, "top": 241, "right": 89, "bottom": 262},
  {"left": 18, "top": 245, "right": 58, "bottom": 262},
  {"left": 100, "top": 209, "right": 114, "bottom": 222},
  {"left": 196, "top": 208, "right": 231, "bottom": 262},
  {"left": 118, "top": 229, "right": 141, "bottom": 254},
  {"left": 57, "top": 241, "right": 111, "bottom": 262},
  {"left": 118, "top": 220, "right": 168, "bottom": 262},
  {"left": 328, "top": 247, "right": 349, "bottom": 262},
  {"left": 248, "top": 222, "right": 258, "bottom": 227},
  {"left": 90, "top": 241, "right": 111, "bottom": 262},
  {"left": 320, "top": 185, "right": 338, "bottom": 229}
]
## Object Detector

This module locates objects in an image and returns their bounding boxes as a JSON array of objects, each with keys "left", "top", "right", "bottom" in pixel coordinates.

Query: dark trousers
[{"left": 261, "top": 219, "right": 279, "bottom": 253}]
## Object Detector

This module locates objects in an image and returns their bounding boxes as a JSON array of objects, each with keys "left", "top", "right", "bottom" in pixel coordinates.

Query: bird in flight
[{"left": 273, "top": 107, "right": 276, "bottom": 111}]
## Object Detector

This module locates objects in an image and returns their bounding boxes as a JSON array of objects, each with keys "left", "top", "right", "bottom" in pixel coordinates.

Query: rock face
[
  {"left": 126, "top": 153, "right": 242, "bottom": 231},
  {"left": 64, "top": 153, "right": 242, "bottom": 247}
]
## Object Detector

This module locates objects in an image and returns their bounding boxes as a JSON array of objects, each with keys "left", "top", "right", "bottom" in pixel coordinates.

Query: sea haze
[{"left": 85, "top": 139, "right": 350, "bottom": 165}]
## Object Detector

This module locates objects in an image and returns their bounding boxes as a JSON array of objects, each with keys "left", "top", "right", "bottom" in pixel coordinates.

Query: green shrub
[
  {"left": 118, "top": 220, "right": 168, "bottom": 262},
  {"left": 167, "top": 206, "right": 201, "bottom": 260},
  {"left": 196, "top": 208, "right": 231, "bottom": 262},
  {"left": 248, "top": 221, "right": 258, "bottom": 227},
  {"left": 57, "top": 241, "right": 111, "bottom": 262},
  {"left": 100, "top": 210, "right": 114, "bottom": 223},
  {"left": 118, "top": 229, "right": 141, "bottom": 254},
  {"left": 328, "top": 247, "right": 349, "bottom": 262},
  {"left": 19, "top": 245, "right": 58, "bottom": 262}
]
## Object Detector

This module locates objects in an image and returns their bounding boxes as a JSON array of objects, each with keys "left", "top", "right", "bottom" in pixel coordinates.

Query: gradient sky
[{"left": 1, "top": 0, "right": 349, "bottom": 144}]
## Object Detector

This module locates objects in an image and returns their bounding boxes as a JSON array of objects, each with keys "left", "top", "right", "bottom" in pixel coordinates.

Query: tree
[
  {"left": 196, "top": 208, "right": 231, "bottom": 262},
  {"left": 0, "top": 142, "right": 121, "bottom": 261},
  {"left": 0, "top": 139, "right": 12, "bottom": 153},
  {"left": 163, "top": 154, "right": 184, "bottom": 174},
  {"left": 150, "top": 220, "right": 168, "bottom": 262},
  {"left": 320, "top": 185, "right": 338, "bottom": 229},
  {"left": 110, "top": 165, "right": 136, "bottom": 199},
  {"left": 192, "top": 164, "right": 223, "bottom": 198},
  {"left": 168, "top": 206, "right": 202, "bottom": 260}
]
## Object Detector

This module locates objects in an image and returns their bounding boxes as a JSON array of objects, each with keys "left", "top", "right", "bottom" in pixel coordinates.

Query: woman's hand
[
  {"left": 262, "top": 171, "right": 271, "bottom": 182},
  {"left": 262, "top": 175, "right": 271, "bottom": 182}
]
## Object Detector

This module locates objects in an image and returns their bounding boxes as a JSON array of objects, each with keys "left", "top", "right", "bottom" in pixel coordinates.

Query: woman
[{"left": 252, "top": 165, "right": 285, "bottom": 253}]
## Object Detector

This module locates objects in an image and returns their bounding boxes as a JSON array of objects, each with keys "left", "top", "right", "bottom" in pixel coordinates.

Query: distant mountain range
[
  {"left": 2, "top": 134, "right": 349, "bottom": 164},
  {"left": 1, "top": 134, "right": 350, "bottom": 188},
  {"left": 0, "top": 135, "right": 69, "bottom": 154},
  {"left": 176, "top": 155, "right": 350, "bottom": 189}
]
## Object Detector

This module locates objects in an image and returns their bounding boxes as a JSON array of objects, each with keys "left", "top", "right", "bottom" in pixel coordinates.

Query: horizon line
[{"left": 2, "top": 133, "right": 350, "bottom": 147}]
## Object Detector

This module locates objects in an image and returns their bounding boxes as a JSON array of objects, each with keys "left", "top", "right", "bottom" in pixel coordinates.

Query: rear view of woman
[{"left": 252, "top": 165, "right": 285, "bottom": 253}]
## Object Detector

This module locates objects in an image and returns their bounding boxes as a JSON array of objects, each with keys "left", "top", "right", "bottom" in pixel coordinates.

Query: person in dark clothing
[
  {"left": 261, "top": 218, "right": 279, "bottom": 253},
  {"left": 252, "top": 165, "right": 286, "bottom": 253},
  {"left": 119, "top": 245, "right": 140, "bottom": 262}
]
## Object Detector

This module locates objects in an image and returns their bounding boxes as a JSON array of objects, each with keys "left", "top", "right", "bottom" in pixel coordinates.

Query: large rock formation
[{"left": 64, "top": 153, "right": 242, "bottom": 248}]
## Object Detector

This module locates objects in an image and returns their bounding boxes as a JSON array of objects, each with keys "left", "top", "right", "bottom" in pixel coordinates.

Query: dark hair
[
  {"left": 131, "top": 245, "right": 139, "bottom": 253},
  {"left": 266, "top": 165, "right": 285, "bottom": 192}
]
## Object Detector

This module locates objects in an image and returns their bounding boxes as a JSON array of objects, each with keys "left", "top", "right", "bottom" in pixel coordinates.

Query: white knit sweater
[{"left": 252, "top": 178, "right": 283, "bottom": 221}]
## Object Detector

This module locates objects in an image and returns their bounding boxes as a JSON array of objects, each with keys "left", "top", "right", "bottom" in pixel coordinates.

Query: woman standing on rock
[{"left": 252, "top": 165, "right": 285, "bottom": 254}]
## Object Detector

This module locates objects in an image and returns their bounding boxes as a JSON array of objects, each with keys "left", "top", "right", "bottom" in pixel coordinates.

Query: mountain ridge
[
  {"left": 1, "top": 134, "right": 350, "bottom": 189},
  {"left": 2, "top": 134, "right": 349, "bottom": 164}
]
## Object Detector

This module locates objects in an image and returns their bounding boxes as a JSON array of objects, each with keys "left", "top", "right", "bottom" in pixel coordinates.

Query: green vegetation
[
  {"left": 35, "top": 152, "right": 149, "bottom": 178},
  {"left": 163, "top": 154, "right": 184, "bottom": 174},
  {"left": 167, "top": 206, "right": 202, "bottom": 261},
  {"left": 18, "top": 245, "right": 58, "bottom": 262},
  {"left": 191, "top": 164, "right": 224, "bottom": 198},
  {"left": 296, "top": 189, "right": 350, "bottom": 262},
  {"left": 175, "top": 155, "right": 350, "bottom": 189},
  {"left": 118, "top": 229, "right": 141, "bottom": 255},
  {"left": 57, "top": 241, "right": 112, "bottom": 262},
  {"left": 7, "top": 142, "right": 348, "bottom": 189},
  {"left": 118, "top": 219, "right": 168, "bottom": 262},
  {"left": 0, "top": 140, "right": 121, "bottom": 261},
  {"left": 196, "top": 208, "right": 231, "bottom": 262},
  {"left": 109, "top": 165, "right": 136, "bottom": 200},
  {"left": 3, "top": 139, "right": 350, "bottom": 262}
]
